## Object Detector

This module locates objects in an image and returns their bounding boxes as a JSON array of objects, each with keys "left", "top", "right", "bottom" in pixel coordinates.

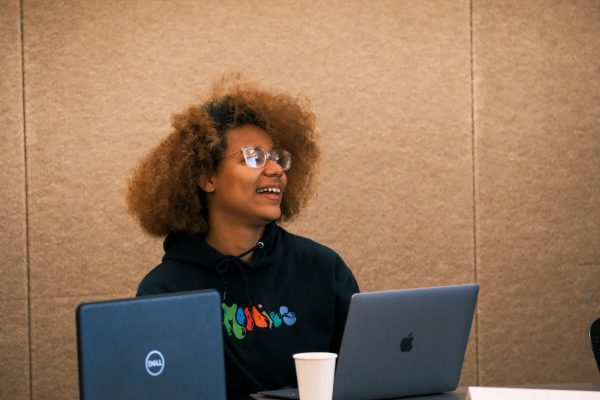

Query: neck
[{"left": 204, "top": 213, "right": 267, "bottom": 262}]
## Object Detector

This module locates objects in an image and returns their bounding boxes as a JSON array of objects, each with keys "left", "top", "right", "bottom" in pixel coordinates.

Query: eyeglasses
[{"left": 223, "top": 146, "right": 292, "bottom": 171}]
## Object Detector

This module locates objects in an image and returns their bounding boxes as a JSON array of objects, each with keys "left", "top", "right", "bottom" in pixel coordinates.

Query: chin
[
  {"left": 262, "top": 214, "right": 281, "bottom": 222},
  {"left": 258, "top": 210, "right": 282, "bottom": 223}
]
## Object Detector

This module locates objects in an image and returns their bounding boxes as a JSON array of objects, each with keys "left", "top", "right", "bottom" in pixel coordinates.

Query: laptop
[
  {"left": 76, "top": 289, "right": 226, "bottom": 400},
  {"left": 257, "top": 284, "right": 479, "bottom": 400}
]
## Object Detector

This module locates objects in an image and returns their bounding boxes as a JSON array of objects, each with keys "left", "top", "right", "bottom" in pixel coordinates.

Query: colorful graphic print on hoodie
[{"left": 222, "top": 302, "right": 297, "bottom": 339}]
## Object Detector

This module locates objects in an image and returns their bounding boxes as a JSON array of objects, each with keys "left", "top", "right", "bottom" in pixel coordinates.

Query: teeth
[{"left": 257, "top": 187, "right": 281, "bottom": 194}]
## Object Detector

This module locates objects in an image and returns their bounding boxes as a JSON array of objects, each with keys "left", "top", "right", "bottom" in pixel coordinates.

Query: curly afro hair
[{"left": 126, "top": 74, "right": 320, "bottom": 237}]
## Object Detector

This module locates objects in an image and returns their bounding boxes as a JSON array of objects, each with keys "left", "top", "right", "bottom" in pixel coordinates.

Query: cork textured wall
[
  {"left": 0, "top": 0, "right": 598, "bottom": 399},
  {"left": 0, "top": 0, "right": 29, "bottom": 399},
  {"left": 474, "top": 0, "right": 600, "bottom": 384}
]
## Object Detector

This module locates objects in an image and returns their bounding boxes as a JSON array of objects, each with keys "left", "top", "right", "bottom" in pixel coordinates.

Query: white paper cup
[{"left": 293, "top": 352, "right": 338, "bottom": 400}]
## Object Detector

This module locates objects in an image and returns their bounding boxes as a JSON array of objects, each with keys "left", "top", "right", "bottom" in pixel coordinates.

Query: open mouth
[{"left": 256, "top": 187, "right": 281, "bottom": 194}]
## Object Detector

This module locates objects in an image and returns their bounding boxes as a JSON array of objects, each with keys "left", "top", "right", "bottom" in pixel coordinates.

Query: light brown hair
[{"left": 126, "top": 74, "right": 320, "bottom": 236}]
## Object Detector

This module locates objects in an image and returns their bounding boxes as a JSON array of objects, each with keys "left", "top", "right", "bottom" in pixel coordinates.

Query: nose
[{"left": 263, "top": 158, "right": 284, "bottom": 176}]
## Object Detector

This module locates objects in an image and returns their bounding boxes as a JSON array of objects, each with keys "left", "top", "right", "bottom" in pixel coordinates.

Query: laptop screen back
[
  {"left": 76, "top": 289, "right": 226, "bottom": 400},
  {"left": 333, "top": 284, "right": 479, "bottom": 400}
]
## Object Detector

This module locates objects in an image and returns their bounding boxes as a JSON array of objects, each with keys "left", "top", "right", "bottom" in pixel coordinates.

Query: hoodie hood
[{"left": 160, "top": 222, "right": 283, "bottom": 305}]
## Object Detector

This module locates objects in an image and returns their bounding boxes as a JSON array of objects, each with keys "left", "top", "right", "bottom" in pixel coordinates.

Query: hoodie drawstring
[{"left": 216, "top": 241, "right": 264, "bottom": 303}]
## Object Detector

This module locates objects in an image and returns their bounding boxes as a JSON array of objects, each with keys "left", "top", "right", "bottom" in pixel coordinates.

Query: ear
[{"left": 198, "top": 173, "right": 215, "bottom": 193}]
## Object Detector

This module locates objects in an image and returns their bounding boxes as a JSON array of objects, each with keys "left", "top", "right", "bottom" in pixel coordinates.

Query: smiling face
[{"left": 201, "top": 125, "right": 288, "bottom": 229}]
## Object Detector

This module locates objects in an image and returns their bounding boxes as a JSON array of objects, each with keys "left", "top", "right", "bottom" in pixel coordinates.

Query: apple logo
[{"left": 400, "top": 332, "right": 414, "bottom": 352}]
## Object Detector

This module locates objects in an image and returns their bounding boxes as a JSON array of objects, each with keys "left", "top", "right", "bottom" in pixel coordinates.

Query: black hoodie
[{"left": 137, "top": 222, "right": 359, "bottom": 400}]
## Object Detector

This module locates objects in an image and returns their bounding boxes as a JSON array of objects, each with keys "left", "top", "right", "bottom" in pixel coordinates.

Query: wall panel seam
[
  {"left": 19, "top": 0, "right": 33, "bottom": 398},
  {"left": 469, "top": 0, "right": 480, "bottom": 386}
]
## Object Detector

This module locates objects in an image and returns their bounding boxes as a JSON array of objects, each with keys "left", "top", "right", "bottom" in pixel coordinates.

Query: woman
[{"left": 127, "top": 75, "right": 359, "bottom": 400}]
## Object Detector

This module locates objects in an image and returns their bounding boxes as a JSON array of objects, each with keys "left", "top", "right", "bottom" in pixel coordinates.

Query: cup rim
[{"left": 293, "top": 352, "right": 338, "bottom": 360}]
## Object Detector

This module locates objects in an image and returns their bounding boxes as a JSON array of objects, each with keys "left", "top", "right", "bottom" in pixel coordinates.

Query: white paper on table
[{"left": 467, "top": 387, "right": 600, "bottom": 400}]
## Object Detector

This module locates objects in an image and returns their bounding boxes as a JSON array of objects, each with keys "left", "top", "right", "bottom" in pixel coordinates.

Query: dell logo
[{"left": 145, "top": 350, "right": 165, "bottom": 376}]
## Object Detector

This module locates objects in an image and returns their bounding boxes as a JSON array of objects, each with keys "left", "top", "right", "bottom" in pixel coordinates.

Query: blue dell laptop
[{"left": 76, "top": 289, "right": 226, "bottom": 400}]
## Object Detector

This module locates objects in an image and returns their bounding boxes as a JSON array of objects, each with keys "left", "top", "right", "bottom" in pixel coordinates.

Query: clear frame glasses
[{"left": 224, "top": 146, "right": 292, "bottom": 171}]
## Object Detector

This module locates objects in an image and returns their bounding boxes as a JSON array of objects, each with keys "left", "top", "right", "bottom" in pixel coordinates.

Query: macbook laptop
[
  {"left": 257, "top": 284, "right": 479, "bottom": 400},
  {"left": 76, "top": 289, "right": 226, "bottom": 400}
]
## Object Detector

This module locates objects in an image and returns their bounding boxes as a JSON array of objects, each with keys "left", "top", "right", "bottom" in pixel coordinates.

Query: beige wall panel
[
  {"left": 474, "top": 0, "right": 600, "bottom": 385},
  {"left": 23, "top": 0, "right": 173, "bottom": 299},
  {"left": 280, "top": 0, "right": 477, "bottom": 382},
  {"left": 0, "top": 0, "right": 27, "bottom": 301},
  {"left": 0, "top": 299, "right": 30, "bottom": 400},
  {"left": 30, "top": 296, "right": 106, "bottom": 400},
  {"left": 1, "top": 1, "right": 30, "bottom": 397},
  {"left": 284, "top": 1, "right": 475, "bottom": 294},
  {"left": 24, "top": 0, "right": 476, "bottom": 392},
  {"left": 24, "top": 1, "right": 475, "bottom": 300}
]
